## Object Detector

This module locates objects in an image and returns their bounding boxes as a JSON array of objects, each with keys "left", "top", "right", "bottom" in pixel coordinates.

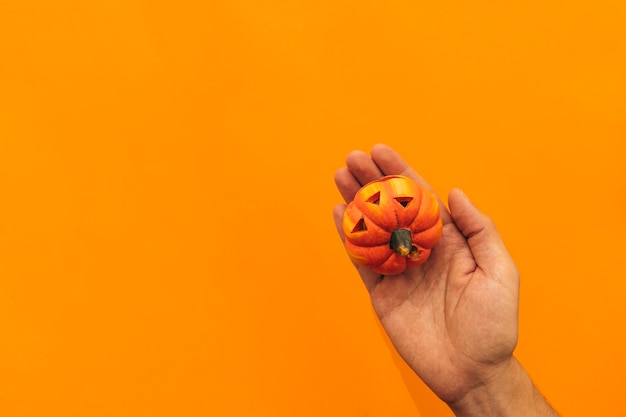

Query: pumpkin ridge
[
  {"left": 411, "top": 221, "right": 443, "bottom": 249},
  {"left": 354, "top": 203, "right": 396, "bottom": 232},
  {"left": 410, "top": 213, "right": 440, "bottom": 233},
  {"left": 414, "top": 219, "right": 441, "bottom": 233},
  {"left": 352, "top": 243, "right": 395, "bottom": 268},
  {"left": 348, "top": 235, "right": 392, "bottom": 247},
  {"left": 370, "top": 253, "right": 394, "bottom": 270},
  {"left": 408, "top": 192, "right": 440, "bottom": 233}
]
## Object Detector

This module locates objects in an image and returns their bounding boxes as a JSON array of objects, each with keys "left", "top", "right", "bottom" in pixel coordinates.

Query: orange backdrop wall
[{"left": 1, "top": 1, "right": 625, "bottom": 416}]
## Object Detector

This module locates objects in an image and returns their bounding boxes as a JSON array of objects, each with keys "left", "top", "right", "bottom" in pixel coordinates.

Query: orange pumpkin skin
[{"left": 342, "top": 175, "right": 442, "bottom": 275}]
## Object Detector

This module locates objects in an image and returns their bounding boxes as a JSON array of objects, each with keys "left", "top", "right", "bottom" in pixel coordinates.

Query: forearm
[{"left": 447, "top": 357, "right": 559, "bottom": 417}]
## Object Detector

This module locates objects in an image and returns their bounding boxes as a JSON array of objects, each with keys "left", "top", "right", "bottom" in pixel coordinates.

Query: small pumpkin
[{"left": 342, "top": 175, "right": 442, "bottom": 275}]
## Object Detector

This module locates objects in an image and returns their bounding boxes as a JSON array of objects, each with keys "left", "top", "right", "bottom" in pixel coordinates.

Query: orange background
[{"left": 1, "top": 1, "right": 625, "bottom": 416}]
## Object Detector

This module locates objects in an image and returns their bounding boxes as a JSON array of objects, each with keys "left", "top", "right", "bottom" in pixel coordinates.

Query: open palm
[{"left": 333, "top": 144, "right": 520, "bottom": 404}]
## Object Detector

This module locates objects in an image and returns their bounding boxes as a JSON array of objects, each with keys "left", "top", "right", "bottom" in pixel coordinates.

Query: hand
[{"left": 333, "top": 144, "right": 557, "bottom": 416}]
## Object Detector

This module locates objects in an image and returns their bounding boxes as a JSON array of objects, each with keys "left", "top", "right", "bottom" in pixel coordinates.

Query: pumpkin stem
[{"left": 390, "top": 228, "right": 413, "bottom": 257}]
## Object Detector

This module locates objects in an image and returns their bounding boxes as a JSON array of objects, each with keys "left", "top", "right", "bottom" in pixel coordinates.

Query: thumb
[{"left": 448, "top": 188, "right": 515, "bottom": 275}]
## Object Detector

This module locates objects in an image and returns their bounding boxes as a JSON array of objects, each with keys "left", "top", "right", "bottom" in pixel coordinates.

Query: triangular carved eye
[
  {"left": 366, "top": 192, "right": 380, "bottom": 205},
  {"left": 351, "top": 218, "right": 367, "bottom": 233},
  {"left": 395, "top": 196, "right": 413, "bottom": 208}
]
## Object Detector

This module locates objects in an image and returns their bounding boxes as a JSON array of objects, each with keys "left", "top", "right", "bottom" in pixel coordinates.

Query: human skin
[{"left": 333, "top": 144, "right": 558, "bottom": 417}]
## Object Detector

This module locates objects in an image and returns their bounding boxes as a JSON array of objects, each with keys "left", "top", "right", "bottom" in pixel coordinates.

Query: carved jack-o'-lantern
[{"left": 342, "top": 175, "right": 442, "bottom": 275}]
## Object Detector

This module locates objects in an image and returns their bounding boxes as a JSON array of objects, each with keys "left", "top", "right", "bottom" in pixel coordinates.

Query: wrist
[{"left": 447, "top": 357, "right": 558, "bottom": 417}]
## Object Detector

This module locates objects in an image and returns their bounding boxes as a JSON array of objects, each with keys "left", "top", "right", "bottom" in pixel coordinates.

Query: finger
[
  {"left": 333, "top": 203, "right": 347, "bottom": 242},
  {"left": 370, "top": 143, "right": 453, "bottom": 225},
  {"left": 345, "top": 150, "right": 384, "bottom": 186},
  {"left": 334, "top": 167, "right": 362, "bottom": 203},
  {"left": 370, "top": 143, "right": 437, "bottom": 192},
  {"left": 448, "top": 188, "right": 517, "bottom": 277},
  {"left": 333, "top": 203, "right": 383, "bottom": 293}
]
